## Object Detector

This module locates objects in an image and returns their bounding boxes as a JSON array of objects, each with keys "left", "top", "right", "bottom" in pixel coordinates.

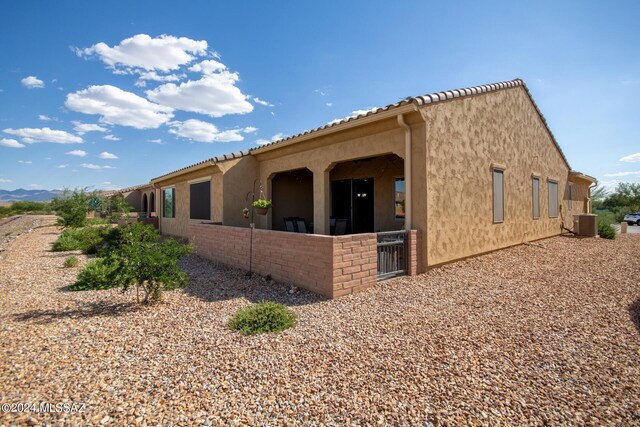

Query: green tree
[
  {"left": 77, "top": 222, "right": 192, "bottom": 304},
  {"left": 590, "top": 184, "right": 609, "bottom": 210},
  {"left": 50, "top": 188, "right": 101, "bottom": 228},
  {"left": 107, "top": 195, "right": 132, "bottom": 221}
]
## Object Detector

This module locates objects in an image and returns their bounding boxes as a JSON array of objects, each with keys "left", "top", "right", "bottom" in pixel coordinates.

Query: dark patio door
[{"left": 331, "top": 177, "right": 374, "bottom": 234}]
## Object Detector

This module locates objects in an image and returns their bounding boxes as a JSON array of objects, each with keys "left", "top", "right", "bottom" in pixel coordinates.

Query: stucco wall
[
  {"left": 422, "top": 86, "right": 587, "bottom": 266},
  {"left": 219, "top": 156, "right": 260, "bottom": 228},
  {"left": 155, "top": 166, "right": 223, "bottom": 238},
  {"left": 254, "top": 115, "right": 426, "bottom": 234}
]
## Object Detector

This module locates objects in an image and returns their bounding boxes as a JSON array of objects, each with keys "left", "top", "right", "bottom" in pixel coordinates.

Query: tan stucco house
[{"left": 132, "top": 78, "right": 595, "bottom": 297}]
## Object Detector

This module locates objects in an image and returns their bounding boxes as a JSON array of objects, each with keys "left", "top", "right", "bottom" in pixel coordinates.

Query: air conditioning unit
[{"left": 577, "top": 213, "right": 597, "bottom": 237}]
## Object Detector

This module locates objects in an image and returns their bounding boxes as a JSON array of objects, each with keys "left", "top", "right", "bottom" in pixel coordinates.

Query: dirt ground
[{"left": 1, "top": 224, "right": 639, "bottom": 425}]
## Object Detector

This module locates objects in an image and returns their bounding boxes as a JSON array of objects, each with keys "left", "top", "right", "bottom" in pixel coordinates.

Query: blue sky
[{"left": 1, "top": 0, "right": 638, "bottom": 192}]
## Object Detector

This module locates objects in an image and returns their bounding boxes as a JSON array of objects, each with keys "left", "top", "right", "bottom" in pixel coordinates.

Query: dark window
[
  {"left": 568, "top": 183, "right": 573, "bottom": 210},
  {"left": 190, "top": 181, "right": 211, "bottom": 220},
  {"left": 548, "top": 180, "right": 558, "bottom": 218},
  {"left": 163, "top": 188, "right": 175, "bottom": 218},
  {"left": 532, "top": 177, "right": 540, "bottom": 219},
  {"left": 493, "top": 169, "right": 504, "bottom": 223}
]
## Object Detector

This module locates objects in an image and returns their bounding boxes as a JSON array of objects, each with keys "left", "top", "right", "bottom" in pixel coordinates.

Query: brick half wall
[{"left": 188, "top": 224, "right": 381, "bottom": 298}]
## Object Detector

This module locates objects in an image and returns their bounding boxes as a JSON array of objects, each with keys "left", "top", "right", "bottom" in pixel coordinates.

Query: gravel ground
[
  {"left": 1, "top": 226, "right": 639, "bottom": 426},
  {"left": 0, "top": 215, "right": 56, "bottom": 254}
]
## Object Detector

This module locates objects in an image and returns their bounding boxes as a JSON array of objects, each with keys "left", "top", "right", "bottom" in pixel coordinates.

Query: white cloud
[
  {"left": 3, "top": 127, "right": 83, "bottom": 144},
  {"left": 56, "top": 164, "right": 69, "bottom": 168},
  {"left": 29, "top": 184, "right": 44, "bottom": 189},
  {"left": 242, "top": 126, "right": 258, "bottom": 133},
  {"left": 38, "top": 114, "right": 51, "bottom": 121},
  {"left": 168, "top": 119, "right": 246, "bottom": 143},
  {"left": 256, "top": 133, "right": 286, "bottom": 146},
  {"left": 21, "top": 76, "right": 45, "bottom": 89},
  {"left": 328, "top": 107, "right": 379, "bottom": 125},
  {"left": 0, "top": 178, "right": 13, "bottom": 183},
  {"left": 620, "top": 152, "right": 640, "bottom": 163},
  {"left": 148, "top": 138, "right": 165, "bottom": 144},
  {"left": 0, "top": 138, "right": 25, "bottom": 148},
  {"left": 252, "top": 97, "right": 274, "bottom": 107},
  {"left": 77, "top": 34, "right": 207, "bottom": 73},
  {"left": 98, "top": 151, "right": 118, "bottom": 159},
  {"left": 138, "top": 71, "right": 185, "bottom": 82},
  {"left": 314, "top": 89, "right": 327, "bottom": 96},
  {"left": 103, "top": 134, "right": 120, "bottom": 141},
  {"left": 18, "top": 160, "right": 32, "bottom": 164},
  {"left": 72, "top": 121, "right": 108, "bottom": 135},
  {"left": 603, "top": 171, "right": 640, "bottom": 177},
  {"left": 65, "top": 85, "right": 174, "bottom": 129},
  {"left": 66, "top": 149, "right": 87, "bottom": 157},
  {"left": 146, "top": 72, "right": 253, "bottom": 117},
  {"left": 189, "top": 59, "right": 226, "bottom": 74},
  {"left": 326, "top": 102, "right": 333, "bottom": 107},
  {"left": 80, "top": 163, "right": 115, "bottom": 169}
]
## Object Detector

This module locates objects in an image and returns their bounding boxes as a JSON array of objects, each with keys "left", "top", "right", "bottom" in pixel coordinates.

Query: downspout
[{"left": 397, "top": 114, "right": 412, "bottom": 230}]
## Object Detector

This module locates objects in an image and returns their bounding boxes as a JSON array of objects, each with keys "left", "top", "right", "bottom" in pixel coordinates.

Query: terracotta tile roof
[
  {"left": 150, "top": 78, "right": 572, "bottom": 182},
  {"left": 150, "top": 150, "right": 250, "bottom": 182},
  {"left": 249, "top": 78, "right": 570, "bottom": 168}
]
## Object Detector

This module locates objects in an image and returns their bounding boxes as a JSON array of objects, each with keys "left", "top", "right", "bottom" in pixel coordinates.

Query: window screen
[
  {"left": 394, "top": 177, "right": 405, "bottom": 219},
  {"left": 548, "top": 181, "right": 558, "bottom": 218},
  {"left": 190, "top": 180, "right": 211, "bottom": 220},
  {"left": 163, "top": 188, "right": 175, "bottom": 218},
  {"left": 532, "top": 177, "right": 540, "bottom": 219},
  {"left": 493, "top": 169, "right": 504, "bottom": 223}
]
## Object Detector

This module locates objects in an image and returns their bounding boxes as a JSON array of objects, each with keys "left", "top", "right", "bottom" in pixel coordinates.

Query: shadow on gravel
[
  {"left": 13, "top": 302, "right": 141, "bottom": 324},
  {"left": 181, "top": 255, "right": 327, "bottom": 307},
  {"left": 629, "top": 298, "right": 640, "bottom": 335}
]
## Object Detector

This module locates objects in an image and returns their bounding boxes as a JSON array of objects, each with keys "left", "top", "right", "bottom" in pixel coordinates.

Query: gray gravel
[{"left": 1, "top": 225, "right": 639, "bottom": 425}]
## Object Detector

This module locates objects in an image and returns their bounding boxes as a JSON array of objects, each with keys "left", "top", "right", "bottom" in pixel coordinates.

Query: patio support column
[{"left": 312, "top": 165, "right": 331, "bottom": 235}]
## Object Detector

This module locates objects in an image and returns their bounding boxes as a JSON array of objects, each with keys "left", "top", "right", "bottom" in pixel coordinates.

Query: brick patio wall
[
  {"left": 407, "top": 230, "right": 424, "bottom": 276},
  {"left": 188, "top": 223, "right": 382, "bottom": 298}
]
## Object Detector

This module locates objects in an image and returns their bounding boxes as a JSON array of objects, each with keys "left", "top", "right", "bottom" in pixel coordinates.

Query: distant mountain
[{"left": 0, "top": 188, "right": 63, "bottom": 202}]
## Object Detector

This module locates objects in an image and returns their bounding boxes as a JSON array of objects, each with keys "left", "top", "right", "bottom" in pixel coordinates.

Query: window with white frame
[{"left": 493, "top": 169, "right": 504, "bottom": 223}]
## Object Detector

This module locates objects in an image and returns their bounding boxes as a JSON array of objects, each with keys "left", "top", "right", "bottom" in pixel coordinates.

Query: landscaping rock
[{"left": 0, "top": 226, "right": 639, "bottom": 425}]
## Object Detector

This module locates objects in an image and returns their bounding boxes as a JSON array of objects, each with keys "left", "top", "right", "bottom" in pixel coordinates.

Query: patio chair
[
  {"left": 284, "top": 218, "right": 296, "bottom": 232},
  {"left": 296, "top": 219, "right": 308, "bottom": 234},
  {"left": 334, "top": 219, "right": 347, "bottom": 235}
]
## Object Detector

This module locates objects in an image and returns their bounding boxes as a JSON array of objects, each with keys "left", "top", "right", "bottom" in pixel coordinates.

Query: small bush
[
  {"left": 52, "top": 226, "right": 109, "bottom": 253},
  {"left": 229, "top": 301, "right": 297, "bottom": 335},
  {"left": 63, "top": 256, "right": 79, "bottom": 268},
  {"left": 69, "top": 257, "right": 120, "bottom": 291},
  {"left": 598, "top": 221, "right": 617, "bottom": 240}
]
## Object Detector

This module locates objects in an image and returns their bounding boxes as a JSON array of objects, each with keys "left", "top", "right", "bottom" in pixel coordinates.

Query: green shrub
[
  {"left": 229, "top": 301, "right": 297, "bottom": 335},
  {"left": 70, "top": 257, "right": 121, "bottom": 291},
  {"left": 63, "top": 256, "right": 79, "bottom": 268},
  {"left": 52, "top": 226, "right": 109, "bottom": 253},
  {"left": 598, "top": 222, "right": 617, "bottom": 240},
  {"left": 71, "top": 222, "right": 192, "bottom": 304},
  {"left": 50, "top": 188, "right": 102, "bottom": 228}
]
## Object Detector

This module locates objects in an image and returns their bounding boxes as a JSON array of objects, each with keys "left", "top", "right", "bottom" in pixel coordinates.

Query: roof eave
[{"left": 251, "top": 104, "right": 419, "bottom": 155}]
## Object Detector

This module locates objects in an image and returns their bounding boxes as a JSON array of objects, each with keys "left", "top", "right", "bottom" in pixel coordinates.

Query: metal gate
[{"left": 376, "top": 230, "right": 408, "bottom": 280}]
